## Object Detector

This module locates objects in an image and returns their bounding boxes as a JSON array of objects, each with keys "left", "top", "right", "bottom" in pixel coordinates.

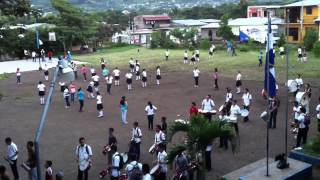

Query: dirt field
[{"left": 0, "top": 67, "right": 319, "bottom": 180}]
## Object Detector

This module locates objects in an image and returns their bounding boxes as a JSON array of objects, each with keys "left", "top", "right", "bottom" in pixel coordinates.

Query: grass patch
[
  {"left": 299, "top": 135, "right": 320, "bottom": 157},
  {"left": 74, "top": 46, "right": 320, "bottom": 83},
  {"left": 0, "top": 73, "right": 9, "bottom": 80}
]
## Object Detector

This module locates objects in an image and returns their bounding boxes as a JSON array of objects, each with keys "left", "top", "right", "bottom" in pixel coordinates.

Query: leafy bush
[
  {"left": 238, "top": 44, "right": 249, "bottom": 52},
  {"left": 200, "top": 39, "right": 211, "bottom": 50},
  {"left": 277, "top": 33, "right": 286, "bottom": 47},
  {"left": 304, "top": 28, "right": 319, "bottom": 50},
  {"left": 313, "top": 41, "right": 320, "bottom": 57}
]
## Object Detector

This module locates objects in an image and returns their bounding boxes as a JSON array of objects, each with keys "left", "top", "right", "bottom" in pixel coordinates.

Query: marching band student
[
  {"left": 235, "top": 71, "right": 242, "bottom": 94},
  {"left": 45, "top": 160, "right": 53, "bottom": 180},
  {"left": 195, "top": 49, "right": 200, "bottom": 61},
  {"left": 131, "top": 121, "right": 142, "bottom": 161},
  {"left": 37, "top": 81, "right": 46, "bottom": 105},
  {"left": 100, "top": 58, "right": 105, "bottom": 70},
  {"left": 110, "top": 145, "right": 120, "bottom": 180},
  {"left": 129, "top": 58, "right": 135, "bottom": 73},
  {"left": 193, "top": 67, "right": 200, "bottom": 87},
  {"left": 225, "top": 88, "right": 233, "bottom": 115},
  {"left": 213, "top": 68, "right": 219, "bottom": 90},
  {"left": 208, "top": 44, "right": 215, "bottom": 60},
  {"left": 43, "top": 64, "right": 49, "bottom": 81},
  {"left": 165, "top": 49, "right": 169, "bottom": 61},
  {"left": 174, "top": 151, "right": 189, "bottom": 180},
  {"left": 63, "top": 87, "right": 70, "bottom": 108},
  {"left": 155, "top": 144, "right": 167, "bottom": 180},
  {"left": 141, "top": 69, "right": 147, "bottom": 88},
  {"left": 258, "top": 50, "right": 263, "bottom": 67},
  {"left": 77, "top": 88, "right": 85, "bottom": 112},
  {"left": 154, "top": 125, "right": 166, "bottom": 151},
  {"left": 120, "top": 96, "right": 128, "bottom": 124},
  {"left": 190, "top": 52, "right": 196, "bottom": 65},
  {"left": 230, "top": 100, "right": 241, "bottom": 134},
  {"left": 316, "top": 97, "right": 320, "bottom": 132},
  {"left": 5, "top": 137, "right": 19, "bottom": 180},
  {"left": 125, "top": 154, "right": 142, "bottom": 179},
  {"left": 156, "top": 66, "right": 161, "bottom": 85},
  {"left": 91, "top": 73, "right": 100, "bottom": 92},
  {"left": 242, "top": 88, "right": 252, "bottom": 122},
  {"left": 125, "top": 70, "right": 133, "bottom": 91},
  {"left": 96, "top": 92, "right": 104, "bottom": 118},
  {"left": 75, "top": 137, "right": 93, "bottom": 180},
  {"left": 105, "top": 74, "right": 113, "bottom": 95},
  {"left": 80, "top": 64, "right": 88, "bottom": 81},
  {"left": 291, "top": 101, "right": 301, "bottom": 135},
  {"left": 201, "top": 95, "right": 215, "bottom": 121},
  {"left": 16, "top": 68, "right": 21, "bottom": 84},
  {"left": 107, "top": 128, "right": 117, "bottom": 165},
  {"left": 69, "top": 81, "right": 76, "bottom": 103},
  {"left": 26, "top": 141, "right": 37, "bottom": 180},
  {"left": 135, "top": 63, "right": 141, "bottom": 80},
  {"left": 142, "top": 164, "right": 152, "bottom": 180},
  {"left": 145, "top": 101, "right": 157, "bottom": 130},
  {"left": 113, "top": 67, "right": 121, "bottom": 86},
  {"left": 183, "top": 50, "right": 188, "bottom": 64},
  {"left": 86, "top": 81, "right": 94, "bottom": 99},
  {"left": 90, "top": 66, "right": 95, "bottom": 76}
]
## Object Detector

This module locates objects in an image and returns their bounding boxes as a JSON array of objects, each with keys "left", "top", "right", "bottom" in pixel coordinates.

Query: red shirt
[{"left": 189, "top": 106, "right": 198, "bottom": 117}]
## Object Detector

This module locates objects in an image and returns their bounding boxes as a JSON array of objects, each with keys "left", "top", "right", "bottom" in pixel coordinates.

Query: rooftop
[
  {"left": 228, "top": 17, "right": 284, "bottom": 26},
  {"left": 284, "top": 0, "right": 320, "bottom": 7},
  {"left": 173, "top": 19, "right": 208, "bottom": 26},
  {"left": 142, "top": 15, "right": 171, "bottom": 21},
  {"left": 200, "top": 22, "right": 220, "bottom": 29}
]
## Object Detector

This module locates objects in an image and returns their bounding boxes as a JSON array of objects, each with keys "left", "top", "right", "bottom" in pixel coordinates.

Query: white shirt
[
  {"left": 202, "top": 99, "right": 215, "bottom": 111},
  {"left": 46, "top": 167, "right": 53, "bottom": 176},
  {"left": 184, "top": 52, "right": 188, "bottom": 58},
  {"left": 225, "top": 93, "right": 233, "bottom": 103},
  {"left": 143, "top": 174, "right": 152, "bottom": 180},
  {"left": 90, "top": 68, "right": 95, "bottom": 74},
  {"left": 43, "top": 66, "right": 48, "bottom": 71},
  {"left": 155, "top": 131, "right": 166, "bottom": 145},
  {"left": 37, "top": 84, "right": 46, "bottom": 91},
  {"left": 63, "top": 88, "right": 69, "bottom": 97},
  {"left": 135, "top": 65, "right": 140, "bottom": 72},
  {"left": 92, "top": 75, "right": 100, "bottom": 82},
  {"left": 205, "top": 144, "right": 213, "bottom": 151},
  {"left": 156, "top": 69, "right": 160, "bottom": 76},
  {"left": 157, "top": 151, "right": 167, "bottom": 173},
  {"left": 131, "top": 127, "right": 142, "bottom": 143},
  {"left": 142, "top": 71, "right": 147, "bottom": 77},
  {"left": 125, "top": 73, "right": 133, "bottom": 79},
  {"left": 105, "top": 76, "right": 113, "bottom": 84},
  {"left": 295, "top": 78, "right": 303, "bottom": 86},
  {"left": 298, "top": 48, "right": 302, "bottom": 54},
  {"left": 196, "top": 50, "right": 199, "bottom": 54},
  {"left": 165, "top": 51, "right": 169, "bottom": 56},
  {"left": 125, "top": 161, "right": 142, "bottom": 175},
  {"left": 242, "top": 93, "right": 252, "bottom": 106},
  {"left": 113, "top": 69, "right": 120, "bottom": 76},
  {"left": 236, "top": 73, "right": 242, "bottom": 81},
  {"left": 279, "top": 47, "right": 284, "bottom": 52},
  {"left": 316, "top": 104, "right": 320, "bottom": 119},
  {"left": 230, "top": 104, "right": 241, "bottom": 118},
  {"left": 111, "top": 152, "right": 120, "bottom": 177},
  {"left": 293, "top": 106, "right": 301, "bottom": 120},
  {"left": 145, "top": 105, "right": 157, "bottom": 115},
  {"left": 193, "top": 69, "right": 200, "bottom": 77},
  {"left": 297, "top": 113, "right": 306, "bottom": 129},
  {"left": 16, "top": 71, "right": 21, "bottom": 76},
  {"left": 75, "top": 144, "right": 93, "bottom": 171},
  {"left": 31, "top": 51, "right": 36, "bottom": 57},
  {"left": 129, "top": 60, "right": 134, "bottom": 65},
  {"left": 96, "top": 95, "right": 102, "bottom": 104},
  {"left": 7, "top": 142, "right": 18, "bottom": 160}
]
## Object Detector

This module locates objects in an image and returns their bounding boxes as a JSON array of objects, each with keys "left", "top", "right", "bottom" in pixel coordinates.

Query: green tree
[
  {"left": 167, "top": 115, "right": 238, "bottom": 180},
  {"left": 217, "top": 15, "right": 234, "bottom": 41},
  {"left": 313, "top": 41, "right": 320, "bottom": 57},
  {"left": 304, "top": 28, "right": 319, "bottom": 50},
  {"left": 0, "top": 0, "right": 32, "bottom": 17},
  {"left": 277, "top": 33, "right": 286, "bottom": 47}
]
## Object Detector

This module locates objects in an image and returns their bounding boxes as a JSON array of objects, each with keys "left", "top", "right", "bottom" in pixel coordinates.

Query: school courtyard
[{"left": 0, "top": 46, "right": 319, "bottom": 179}]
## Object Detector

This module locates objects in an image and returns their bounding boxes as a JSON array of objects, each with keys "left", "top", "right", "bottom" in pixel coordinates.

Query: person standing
[
  {"left": 43, "top": 64, "right": 49, "bottom": 81},
  {"left": 297, "top": 47, "right": 302, "bottom": 62},
  {"left": 230, "top": 100, "right": 241, "bottom": 134},
  {"left": 195, "top": 49, "right": 200, "bottom": 61},
  {"left": 225, "top": 87, "right": 233, "bottom": 115},
  {"left": 205, "top": 143, "right": 212, "bottom": 171},
  {"left": 135, "top": 63, "right": 141, "bottom": 80},
  {"left": 100, "top": 58, "right": 106, "bottom": 70},
  {"left": 156, "top": 66, "right": 161, "bottom": 86},
  {"left": 32, "top": 51, "right": 36, "bottom": 62},
  {"left": 189, "top": 102, "right": 198, "bottom": 118},
  {"left": 69, "top": 82, "right": 76, "bottom": 103},
  {"left": 235, "top": 71, "right": 242, "bottom": 94},
  {"left": 295, "top": 74, "right": 304, "bottom": 93},
  {"left": 77, "top": 88, "right": 85, "bottom": 112},
  {"left": 125, "top": 70, "right": 133, "bottom": 91},
  {"left": 113, "top": 67, "right": 121, "bottom": 86},
  {"left": 258, "top": 50, "right": 263, "bottom": 67},
  {"left": 201, "top": 95, "right": 215, "bottom": 121},
  {"left": 45, "top": 160, "right": 53, "bottom": 180},
  {"left": 86, "top": 81, "right": 94, "bottom": 99},
  {"left": 174, "top": 152, "right": 189, "bottom": 180},
  {"left": 145, "top": 101, "right": 157, "bottom": 130},
  {"left": 63, "top": 87, "right": 70, "bottom": 108},
  {"left": 120, "top": 96, "right": 128, "bottom": 124},
  {"left": 90, "top": 66, "right": 96, "bottom": 77},
  {"left": 26, "top": 141, "right": 37, "bottom": 180},
  {"left": 193, "top": 67, "right": 200, "bottom": 88},
  {"left": 72, "top": 62, "right": 78, "bottom": 80},
  {"left": 131, "top": 122, "right": 142, "bottom": 161},
  {"left": 91, "top": 73, "right": 100, "bottom": 93},
  {"left": 105, "top": 74, "right": 113, "bottom": 95},
  {"left": 107, "top": 128, "right": 117, "bottom": 165},
  {"left": 16, "top": 68, "right": 21, "bottom": 84},
  {"left": 213, "top": 68, "right": 219, "bottom": 90},
  {"left": 209, "top": 44, "right": 215, "bottom": 60},
  {"left": 295, "top": 107, "right": 308, "bottom": 149},
  {"left": 47, "top": 50, "right": 53, "bottom": 61},
  {"left": 96, "top": 92, "right": 104, "bottom": 118},
  {"left": 183, "top": 50, "right": 188, "bottom": 64},
  {"left": 110, "top": 145, "right": 120, "bottom": 180},
  {"left": 129, "top": 58, "right": 135, "bottom": 73},
  {"left": 161, "top": 117, "right": 167, "bottom": 135},
  {"left": 141, "top": 69, "right": 147, "bottom": 88},
  {"left": 165, "top": 49, "right": 169, "bottom": 61},
  {"left": 242, "top": 88, "right": 252, "bottom": 122},
  {"left": 80, "top": 65, "right": 88, "bottom": 81},
  {"left": 40, "top": 49, "right": 46, "bottom": 62},
  {"left": 154, "top": 125, "right": 166, "bottom": 152},
  {"left": 155, "top": 144, "right": 167, "bottom": 180},
  {"left": 190, "top": 52, "right": 196, "bottom": 65},
  {"left": 102, "top": 67, "right": 109, "bottom": 78},
  {"left": 37, "top": 81, "right": 46, "bottom": 105},
  {"left": 269, "top": 96, "right": 280, "bottom": 129},
  {"left": 5, "top": 137, "right": 19, "bottom": 180},
  {"left": 75, "top": 137, "right": 93, "bottom": 180},
  {"left": 125, "top": 154, "right": 143, "bottom": 180}
]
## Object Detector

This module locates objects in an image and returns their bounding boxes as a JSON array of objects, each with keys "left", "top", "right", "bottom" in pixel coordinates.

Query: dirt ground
[{"left": 0, "top": 67, "right": 319, "bottom": 180}]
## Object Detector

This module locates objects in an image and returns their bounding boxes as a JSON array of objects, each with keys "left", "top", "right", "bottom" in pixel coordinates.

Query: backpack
[
  {"left": 129, "top": 162, "right": 142, "bottom": 180},
  {"left": 304, "top": 115, "right": 311, "bottom": 126},
  {"left": 115, "top": 154, "right": 124, "bottom": 170}
]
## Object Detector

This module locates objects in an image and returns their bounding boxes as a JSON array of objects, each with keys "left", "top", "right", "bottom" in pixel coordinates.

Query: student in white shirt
[
  {"left": 37, "top": 81, "right": 46, "bottom": 105},
  {"left": 63, "top": 87, "right": 70, "bottom": 108},
  {"left": 5, "top": 137, "right": 19, "bottom": 179},
  {"left": 156, "top": 66, "right": 161, "bottom": 85},
  {"left": 224, "top": 87, "right": 233, "bottom": 115},
  {"left": 230, "top": 100, "right": 241, "bottom": 134},
  {"left": 75, "top": 137, "right": 92, "bottom": 180},
  {"left": 90, "top": 66, "right": 95, "bottom": 76},
  {"left": 235, "top": 71, "right": 242, "bottom": 94},
  {"left": 91, "top": 74, "right": 100, "bottom": 92},
  {"left": 125, "top": 70, "right": 133, "bottom": 91},
  {"left": 165, "top": 49, "right": 169, "bottom": 61},
  {"left": 43, "top": 64, "right": 49, "bottom": 81},
  {"left": 131, "top": 121, "right": 142, "bottom": 161},
  {"left": 96, "top": 92, "right": 103, "bottom": 118},
  {"left": 110, "top": 145, "right": 120, "bottom": 180},
  {"left": 183, "top": 50, "right": 188, "bottom": 64},
  {"left": 155, "top": 144, "right": 167, "bottom": 180},
  {"left": 129, "top": 58, "right": 135, "bottom": 73},
  {"left": 242, "top": 88, "right": 252, "bottom": 122},
  {"left": 135, "top": 61, "right": 141, "bottom": 80},
  {"left": 16, "top": 68, "right": 21, "bottom": 84},
  {"left": 295, "top": 107, "right": 308, "bottom": 149},
  {"left": 279, "top": 46, "right": 285, "bottom": 59},
  {"left": 201, "top": 94, "right": 215, "bottom": 121},
  {"left": 190, "top": 52, "right": 196, "bottom": 65},
  {"left": 205, "top": 143, "right": 212, "bottom": 171},
  {"left": 105, "top": 74, "right": 113, "bottom": 95},
  {"left": 193, "top": 67, "right": 200, "bottom": 87},
  {"left": 113, "top": 67, "right": 121, "bottom": 86},
  {"left": 297, "top": 47, "right": 302, "bottom": 62},
  {"left": 141, "top": 69, "right": 147, "bottom": 88},
  {"left": 295, "top": 74, "right": 303, "bottom": 90},
  {"left": 154, "top": 125, "right": 166, "bottom": 152},
  {"left": 125, "top": 154, "right": 142, "bottom": 179},
  {"left": 142, "top": 164, "right": 152, "bottom": 180},
  {"left": 32, "top": 51, "right": 36, "bottom": 62},
  {"left": 145, "top": 101, "right": 157, "bottom": 130}
]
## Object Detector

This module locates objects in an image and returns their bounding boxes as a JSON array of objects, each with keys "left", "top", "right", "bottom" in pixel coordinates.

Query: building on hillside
[
  {"left": 133, "top": 15, "right": 171, "bottom": 30},
  {"left": 200, "top": 22, "right": 222, "bottom": 42},
  {"left": 284, "top": 0, "right": 320, "bottom": 43},
  {"left": 172, "top": 19, "right": 220, "bottom": 28},
  {"left": 247, "top": 5, "right": 283, "bottom": 18}
]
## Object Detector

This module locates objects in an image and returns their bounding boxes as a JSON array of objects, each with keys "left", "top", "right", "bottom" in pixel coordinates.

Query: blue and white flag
[{"left": 264, "top": 16, "right": 276, "bottom": 98}]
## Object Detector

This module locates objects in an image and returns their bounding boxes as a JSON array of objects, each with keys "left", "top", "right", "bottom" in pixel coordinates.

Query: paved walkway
[{"left": 0, "top": 58, "right": 87, "bottom": 74}]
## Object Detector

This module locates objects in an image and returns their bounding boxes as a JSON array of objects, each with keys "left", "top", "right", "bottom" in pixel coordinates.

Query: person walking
[
  {"left": 258, "top": 50, "right": 263, "bottom": 67},
  {"left": 86, "top": 81, "right": 94, "bottom": 99},
  {"left": 96, "top": 92, "right": 104, "bottom": 118},
  {"left": 26, "top": 141, "right": 37, "bottom": 180},
  {"left": 125, "top": 70, "right": 133, "bottom": 91},
  {"left": 110, "top": 145, "right": 121, "bottom": 180},
  {"left": 131, "top": 122, "right": 142, "bottom": 161},
  {"left": 43, "top": 64, "right": 49, "bottom": 81},
  {"left": 72, "top": 62, "right": 78, "bottom": 80},
  {"left": 145, "top": 101, "right": 157, "bottom": 130},
  {"left": 16, "top": 68, "right": 22, "bottom": 84},
  {"left": 77, "top": 88, "right": 85, "bottom": 112},
  {"left": 235, "top": 71, "right": 242, "bottom": 94},
  {"left": 69, "top": 81, "right": 76, "bottom": 103},
  {"left": 37, "top": 81, "right": 46, "bottom": 105},
  {"left": 76, "top": 137, "right": 93, "bottom": 180},
  {"left": 5, "top": 137, "right": 19, "bottom": 180},
  {"left": 183, "top": 50, "right": 188, "bottom": 64},
  {"left": 165, "top": 49, "right": 169, "bottom": 61},
  {"left": 31, "top": 51, "right": 36, "bottom": 62},
  {"left": 213, "top": 68, "right": 219, "bottom": 90},
  {"left": 120, "top": 96, "right": 128, "bottom": 124},
  {"left": 135, "top": 63, "right": 141, "bottom": 81},
  {"left": 105, "top": 74, "right": 113, "bottom": 95},
  {"left": 295, "top": 107, "right": 308, "bottom": 149},
  {"left": 102, "top": 67, "right": 109, "bottom": 78},
  {"left": 193, "top": 67, "right": 200, "bottom": 88},
  {"left": 107, "top": 128, "right": 117, "bottom": 165},
  {"left": 80, "top": 65, "right": 88, "bottom": 81},
  {"left": 63, "top": 87, "right": 70, "bottom": 108},
  {"left": 141, "top": 69, "right": 147, "bottom": 88},
  {"left": 242, "top": 88, "right": 252, "bottom": 122},
  {"left": 156, "top": 66, "right": 161, "bottom": 85},
  {"left": 113, "top": 67, "right": 121, "bottom": 86}
]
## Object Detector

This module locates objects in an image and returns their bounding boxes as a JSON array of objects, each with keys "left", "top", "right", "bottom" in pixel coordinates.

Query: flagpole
[
  {"left": 266, "top": 11, "right": 271, "bottom": 177},
  {"left": 285, "top": 8, "right": 290, "bottom": 165}
]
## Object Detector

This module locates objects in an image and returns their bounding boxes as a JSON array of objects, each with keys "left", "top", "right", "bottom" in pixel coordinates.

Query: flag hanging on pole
[{"left": 264, "top": 16, "right": 276, "bottom": 98}]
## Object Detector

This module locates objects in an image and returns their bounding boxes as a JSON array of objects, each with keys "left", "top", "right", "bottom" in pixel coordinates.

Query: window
[
  {"left": 306, "top": 7, "right": 312, "bottom": 15},
  {"left": 252, "top": 12, "right": 257, "bottom": 17}
]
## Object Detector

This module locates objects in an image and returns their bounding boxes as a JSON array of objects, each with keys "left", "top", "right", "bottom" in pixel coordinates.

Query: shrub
[
  {"left": 304, "top": 28, "right": 319, "bottom": 50},
  {"left": 238, "top": 44, "right": 249, "bottom": 52},
  {"left": 199, "top": 39, "right": 211, "bottom": 50},
  {"left": 277, "top": 33, "right": 286, "bottom": 47},
  {"left": 313, "top": 41, "right": 320, "bottom": 57}
]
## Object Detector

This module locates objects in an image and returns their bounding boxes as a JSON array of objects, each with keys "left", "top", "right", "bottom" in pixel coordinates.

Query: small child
[
  {"left": 69, "top": 81, "right": 76, "bottom": 103},
  {"left": 86, "top": 81, "right": 94, "bottom": 99},
  {"left": 16, "top": 68, "right": 21, "bottom": 84},
  {"left": 43, "top": 64, "right": 49, "bottom": 81},
  {"left": 45, "top": 160, "right": 53, "bottom": 180}
]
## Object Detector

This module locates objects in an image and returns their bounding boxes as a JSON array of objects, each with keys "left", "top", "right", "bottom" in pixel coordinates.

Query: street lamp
[{"left": 34, "top": 58, "right": 74, "bottom": 180}]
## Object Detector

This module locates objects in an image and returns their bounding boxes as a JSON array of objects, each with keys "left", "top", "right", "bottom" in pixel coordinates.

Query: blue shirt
[
  {"left": 120, "top": 103, "right": 128, "bottom": 111},
  {"left": 78, "top": 90, "right": 85, "bottom": 100},
  {"left": 102, "top": 68, "right": 109, "bottom": 77}
]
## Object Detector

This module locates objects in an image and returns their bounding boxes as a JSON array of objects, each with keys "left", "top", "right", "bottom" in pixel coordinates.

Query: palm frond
[
  {"left": 167, "top": 121, "right": 190, "bottom": 142},
  {"left": 167, "top": 145, "right": 187, "bottom": 164}
]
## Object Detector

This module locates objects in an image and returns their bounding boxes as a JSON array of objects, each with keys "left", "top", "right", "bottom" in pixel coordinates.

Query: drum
[
  {"left": 219, "top": 105, "right": 224, "bottom": 112},
  {"left": 150, "top": 164, "right": 162, "bottom": 176},
  {"left": 210, "top": 110, "right": 217, "bottom": 115},
  {"left": 260, "top": 111, "right": 269, "bottom": 121},
  {"left": 240, "top": 109, "right": 249, "bottom": 117},
  {"left": 174, "top": 119, "right": 188, "bottom": 124},
  {"left": 287, "top": 80, "right": 298, "bottom": 93},
  {"left": 228, "top": 116, "right": 237, "bottom": 123},
  {"left": 120, "top": 153, "right": 128, "bottom": 164},
  {"left": 119, "top": 174, "right": 128, "bottom": 180},
  {"left": 149, "top": 144, "right": 156, "bottom": 154},
  {"left": 296, "top": 92, "right": 309, "bottom": 106}
]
